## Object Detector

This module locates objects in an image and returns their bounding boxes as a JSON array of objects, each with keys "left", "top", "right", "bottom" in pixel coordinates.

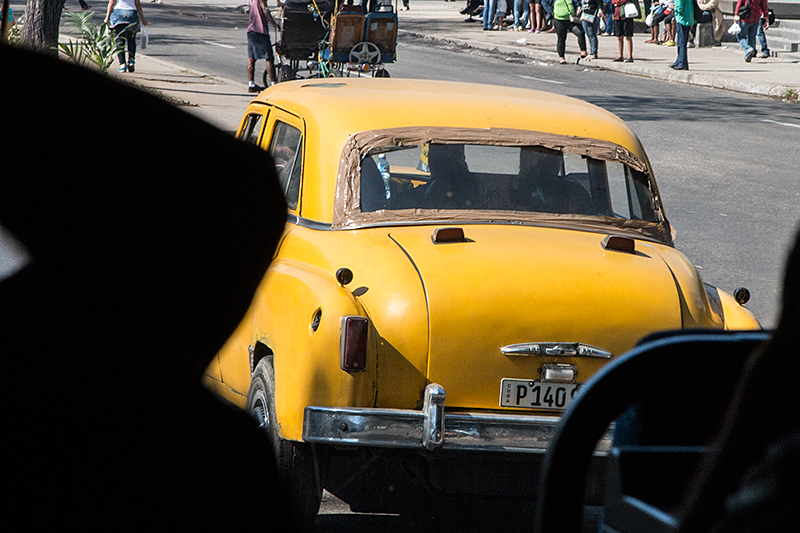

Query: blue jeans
[
  {"left": 674, "top": 22, "right": 690, "bottom": 69},
  {"left": 582, "top": 17, "right": 600, "bottom": 56},
  {"left": 603, "top": 0, "right": 615, "bottom": 33},
  {"left": 737, "top": 22, "right": 759, "bottom": 56},
  {"left": 483, "top": 0, "right": 497, "bottom": 28},
  {"left": 513, "top": 0, "right": 530, "bottom": 29},
  {"left": 758, "top": 19, "right": 769, "bottom": 54}
]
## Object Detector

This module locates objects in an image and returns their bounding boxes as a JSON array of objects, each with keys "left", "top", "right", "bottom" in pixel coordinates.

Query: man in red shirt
[{"left": 734, "top": 0, "right": 769, "bottom": 62}]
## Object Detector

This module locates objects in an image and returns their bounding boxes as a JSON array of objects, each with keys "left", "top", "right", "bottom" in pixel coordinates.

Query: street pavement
[{"left": 95, "top": 0, "right": 799, "bottom": 133}]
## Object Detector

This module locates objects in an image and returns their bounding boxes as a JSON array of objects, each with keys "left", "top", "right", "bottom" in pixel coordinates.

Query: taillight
[{"left": 340, "top": 316, "right": 368, "bottom": 372}]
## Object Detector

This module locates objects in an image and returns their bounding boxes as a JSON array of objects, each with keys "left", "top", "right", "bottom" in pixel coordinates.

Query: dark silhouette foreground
[{"left": 1, "top": 45, "right": 296, "bottom": 530}]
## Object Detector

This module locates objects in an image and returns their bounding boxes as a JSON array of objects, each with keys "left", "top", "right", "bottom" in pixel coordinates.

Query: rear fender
[{"left": 254, "top": 259, "right": 378, "bottom": 441}]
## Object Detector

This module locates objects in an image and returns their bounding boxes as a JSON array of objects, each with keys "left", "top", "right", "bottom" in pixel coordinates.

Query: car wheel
[
  {"left": 374, "top": 69, "right": 390, "bottom": 78},
  {"left": 246, "top": 357, "right": 324, "bottom": 530}
]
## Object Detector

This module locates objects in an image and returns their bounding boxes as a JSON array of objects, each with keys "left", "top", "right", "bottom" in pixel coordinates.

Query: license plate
[{"left": 500, "top": 379, "right": 582, "bottom": 410}]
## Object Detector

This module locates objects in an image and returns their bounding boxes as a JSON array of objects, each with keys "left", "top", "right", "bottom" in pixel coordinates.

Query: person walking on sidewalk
[
  {"left": 733, "top": 0, "right": 769, "bottom": 62},
  {"left": 553, "top": 0, "right": 587, "bottom": 63},
  {"left": 669, "top": 0, "right": 694, "bottom": 69},
  {"left": 246, "top": 0, "right": 278, "bottom": 92},
  {"left": 104, "top": 0, "right": 147, "bottom": 73}
]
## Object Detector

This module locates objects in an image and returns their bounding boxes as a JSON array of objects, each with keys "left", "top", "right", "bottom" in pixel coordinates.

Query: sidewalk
[{"left": 107, "top": 0, "right": 799, "bottom": 133}]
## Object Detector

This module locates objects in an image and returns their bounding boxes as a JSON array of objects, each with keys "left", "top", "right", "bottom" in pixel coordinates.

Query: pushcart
[{"left": 267, "top": 0, "right": 397, "bottom": 84}]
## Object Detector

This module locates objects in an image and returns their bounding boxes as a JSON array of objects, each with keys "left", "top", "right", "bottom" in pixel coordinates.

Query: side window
[
  {"left": 240, "top": 114, "right": 264, "bottom": 145},
  {"left": 268, "top": 121, "right": 303, "bottom": 210}
]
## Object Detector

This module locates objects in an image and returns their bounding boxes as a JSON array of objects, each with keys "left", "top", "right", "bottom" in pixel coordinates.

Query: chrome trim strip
[
  {"left": 287, "top": 214, "right": 333, "bottom": 231},
  {"left": 302, "top": 385, "right": 613, "bottom": 454},
  {"left": 501, "top": 342, "right": 613, "bottom": 359}
]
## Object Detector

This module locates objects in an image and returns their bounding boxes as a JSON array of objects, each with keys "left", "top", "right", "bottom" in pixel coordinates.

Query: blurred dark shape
[
  {"left": 0, "top": 45, "right": 297, "bottom": 530},
  {"left": 679, "top": 229, "right": 800, "bottom": 533}
]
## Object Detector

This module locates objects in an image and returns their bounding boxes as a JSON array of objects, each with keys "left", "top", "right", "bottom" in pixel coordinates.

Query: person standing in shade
[
  {"left": 734, "top": 0, "right": 769, "bottom": 62},
  {"left": 669, "top": 0, "right": 694, "bottom": 69},
  {"left": 246, "top": 0, "right": 278, "bottom": 92}
]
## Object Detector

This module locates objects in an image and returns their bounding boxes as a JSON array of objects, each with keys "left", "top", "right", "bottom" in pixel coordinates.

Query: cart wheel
[
  {"left": 277, "top": 64, "right": 296, "bottom": 83},
  {"left": 374, "top": 69, "right": 390, "bottom": 78},
  {"left": 326, "top": 68, "right": 342, "bottom": 78},
  {"left": 349, "top": 41, "right": 381, "bottom": 65}
]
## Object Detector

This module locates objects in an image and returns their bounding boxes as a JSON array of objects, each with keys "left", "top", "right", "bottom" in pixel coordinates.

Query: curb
[{"left": 398, "top": 29, "right": 799, "bottom": 100}]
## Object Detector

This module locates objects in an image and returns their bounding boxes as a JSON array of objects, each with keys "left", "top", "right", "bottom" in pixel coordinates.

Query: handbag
[
  {"left": 736, "top": 0, "right": 750, "bottom": 18},
  {"left": 623, "top": 1, "right": 639, "bottom": 19},
  {"left": 580, "top": 12, "right": 596, "bottom": 23}
]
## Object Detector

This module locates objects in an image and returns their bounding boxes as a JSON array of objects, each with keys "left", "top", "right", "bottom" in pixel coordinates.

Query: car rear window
[{"left": 359, "top": 143, "right": 659, "bottom": 223}]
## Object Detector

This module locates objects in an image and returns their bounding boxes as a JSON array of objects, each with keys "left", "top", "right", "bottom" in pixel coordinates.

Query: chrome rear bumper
[{"left": 303, "top": 383, "right": 613, "bottom": 454}]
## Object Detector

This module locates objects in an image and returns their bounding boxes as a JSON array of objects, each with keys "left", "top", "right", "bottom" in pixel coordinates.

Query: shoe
[
  {"left": 82, "top": 4, "right": 91, "bottom": 10},
  {"left": 118, "top": 64, "right": 127, "bottom": 72},
  {"left": 585, "top": 54, "right": 596, "bottom": 60},
  {"left": 464, "top": 16, "right": 478, "bottom": 22},
  {"left": 760, "top": 51, "right": 770, "bottom": 58},
  {"left": 662, "top": 40, "right": 675, "bottom": 47},
  {"left": 613, "top": 57, "right": 624, "bottom": 62},
  {"left": 127, "top": 60, "right": 135, "bottom": 73},
  {"left": 400, "top": 5, "right": 409, "bottom": 10},
  {"left": 669, "top": 64, "right": 687, "bottom": 70},
  {"left": 625, "top": 57, "right": 634, "bottom": 62},
  {"left": 577, "top": 54, "right": 586, "bottom": 64},
  {"left": 248, "top": 84, "right": 265, "bottom": 93},
  {"left": 559, "top": 58, "right": 567, "bottom": 64},
  {"left": 745, "top": 48, "right": 756, "bottom": 62},
  {"left": 688, "top": 41, "right": 695, "bottom": 48}
]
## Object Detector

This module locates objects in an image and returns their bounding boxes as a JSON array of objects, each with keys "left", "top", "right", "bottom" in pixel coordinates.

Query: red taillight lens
[{"left": 340, "top": 316, "right": 368, "bottom": 372}]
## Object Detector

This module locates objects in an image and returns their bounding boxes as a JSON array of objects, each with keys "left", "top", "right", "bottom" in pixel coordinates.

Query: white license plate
[{"left": 500, "top": 379, "right": 582, "bottom": 410}]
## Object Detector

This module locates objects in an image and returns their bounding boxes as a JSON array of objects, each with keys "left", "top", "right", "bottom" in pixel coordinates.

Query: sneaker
[
  {"left": 745, "top": 48, "right": 756, "bottom": 62},
  {"left": 127, "top": 60, "right": 135, "bottom": 73},
  {"left": 248, "top": 84, "right": 265, "bottom": 93},
  {"left": 662, "top": 40, "right": 675, "bottom": 47},
  {"left": 760, "top": 51, "right": 770, "bottom": 58},
  {"left": 118, "top": 64, "right": 127, "bottom": 72}
]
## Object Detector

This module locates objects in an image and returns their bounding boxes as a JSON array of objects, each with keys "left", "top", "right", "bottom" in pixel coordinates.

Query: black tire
[{"left": 246, "top": 357, "right": 324, "bottom": 530}]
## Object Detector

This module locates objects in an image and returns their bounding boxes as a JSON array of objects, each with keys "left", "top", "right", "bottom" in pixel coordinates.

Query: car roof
[{"left": 252, "top": 78, "right": 646, "bottom": 157}]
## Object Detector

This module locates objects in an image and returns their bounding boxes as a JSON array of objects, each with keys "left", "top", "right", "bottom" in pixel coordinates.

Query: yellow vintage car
[{"left": 204, "top": 78, "right": 760, "bottom": 522}]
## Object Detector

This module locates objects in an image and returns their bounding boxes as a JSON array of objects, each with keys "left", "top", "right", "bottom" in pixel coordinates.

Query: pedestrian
[
  {"left": 733, "top": 0, "right": 769, "bottom": 62},
  {"left": 513, "top": 0, "right": 530, "bottom": 30},
  {"left": 757, "top": 11, "right": 771, "bottom": 57},
  {"left": 611, "top": 0, "right": 635, "bottom": 62},
  {"left": 581, "top": 0, "right": 602, "bottom": 59},
  {"left": 483, "top": 0, "right": 497, "bottom": 30},
  {"left": 246, "top": 0, "right": 278, "bottom": 92},
  {"left": 552, "top": 0, "right": 587, "bottom": 63},
  {"left": 602, "top": 0, "right": 615, "bottom": 34},
  {"left": 697, "top": 0, "right": 725, "bottom": 45},
  {"left": 104, "top": 0, "right": 147, "bottom": 73},
  {"left": 529, "top": 0, "right": 545, "bottom": 31},
  {"left": 669, "top": 0, "right": 694, "bottom": 69}
]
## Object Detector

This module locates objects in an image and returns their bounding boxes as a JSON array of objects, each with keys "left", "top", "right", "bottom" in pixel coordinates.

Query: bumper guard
[{"left": 303, "top": 383, "right": 613, "bottom": 454}]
